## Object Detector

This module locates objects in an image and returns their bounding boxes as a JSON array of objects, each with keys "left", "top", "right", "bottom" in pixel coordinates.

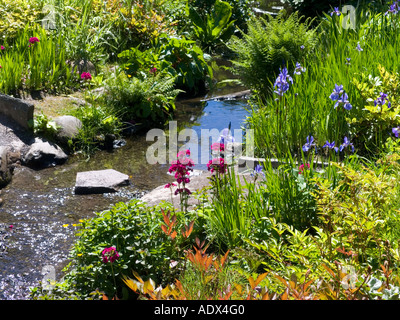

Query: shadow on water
[{"left": 0, "top": 83, "right": 250, "bottom": 300}]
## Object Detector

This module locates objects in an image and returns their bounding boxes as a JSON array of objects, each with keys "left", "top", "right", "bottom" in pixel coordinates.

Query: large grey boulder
[
  {"left": 74, "top": 169, "right": 130, "bottom": 194},
  {"left": 53, "top": 115, "right": 82, "bottom": 144},
  {"left": 22, "top": 137, "right": 68, "bottom": 168}
]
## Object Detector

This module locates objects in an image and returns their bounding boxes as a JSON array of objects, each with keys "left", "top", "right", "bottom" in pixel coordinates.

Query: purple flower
[
  {"left": 392, "top": 127, "right": 400, "bottom": 138},
  {"left": 251, "top": 164, "right": 264, "bottom": 177},
  {"left": 101, "top": 247, "right": 120, "bottom": 263},
  {"left": 330, "top": 84, "right": 344, "bottom": 101},
  {"left": 330, "top": 85, "right": 352, "bottom": 110},
  {"left": 386, "top": 1, "right": 399, "bottom": 15},
  {"left": 302, "top": 135, "right": 316, "bottom": 153},
  {"left": 294, "top": 62, "right": 306, "bottom": 75},
  {"left": 331, "top": 7, "right": 341, "bottom": 16},
  {"left": 274, "top": 67, "right": 293, "bottom": 96},
  {"left": 336, "top": 93, "right": 352, "bottom": 110},
  {"left": 345, "top": 57, "right": 351, "bottom": 65},
  {"left": 340, "top": 136, "right": 354, "bottom": 153},
  {"left": 300, "top": 45, "right": 305, "bottom": 50},
  {"left": 323, "top": 140, "right": 338, "bottom": 153},
  {"left": 356, "top": 42, "right": 363, "bottom": 52},
  {"left": 374, "top": 92, "right": 391, "bottom": 109}
]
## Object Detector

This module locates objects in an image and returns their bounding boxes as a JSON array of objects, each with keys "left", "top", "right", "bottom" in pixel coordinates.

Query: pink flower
[
  {"left": 149, "top": 67, "right": 157, "bottom": 74},
  {"left": 164, "top": 182, "right": 177, "bottom": 189},
  {"left": 211, "top": 142, "right": 225, "bottom": 152},
  {"left": 298, "top": 163, "right": 310, "bottom": 174},
  {"left": 81, "top": 72, "right": 92, "bottom": 81},
  {"left": 207, "top": 157, "right": 227, "bottom": 174},
  {"left": 0, "top": 45, "right": 4, "bottom": 50},
  {"left": 29, "top": 37, "right": 40, "bottom": 44},
  {"left": 101, "top": 247, "right": 120, "bottom": 263}
]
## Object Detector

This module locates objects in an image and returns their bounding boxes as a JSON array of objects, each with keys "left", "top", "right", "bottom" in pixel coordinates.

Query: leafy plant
[
  {"left": 187, "top": 0, "right": 236, "bottom": 52},
  {"left": 350, "top": 65, "right": 400, "bottom": 156},
  {"left": 118, "top": 35, "right": 213, "bottom": 94},
  {"left": 314, "top": 159, "right": 400, "bottom": 263},
  {"left": 228, "top": 10, "right": 317, "bottom": 99},
  {"left": 61, "top": 200, "right": 195, "bottom": 299},
  {"left": 33, "top": 113, "right": 60, "bottom": 140},
  {"left": 101, "top": 70, "right": 181, "bottom": 128},
  {"left": 0, "top": 0, "right": 43, "bottom": 44}
]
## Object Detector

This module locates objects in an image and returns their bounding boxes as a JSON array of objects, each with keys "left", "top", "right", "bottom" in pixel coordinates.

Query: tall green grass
[
  {"left": 0, "top": 24, "right": 74, "bottom": 94},
  {"left": 247, "top": 8, "right": 400, "bottom": 162}
]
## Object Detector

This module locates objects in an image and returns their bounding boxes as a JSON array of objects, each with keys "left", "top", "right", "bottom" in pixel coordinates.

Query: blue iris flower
[
  {"left": 323, "top": 140, "right": 338, "bottom": 153},
  {"left": 294, "top": 62, "right": 306, "bottom": 75},
  {"left": 330, "top": 85, "right": 352, "bottom": 110},
  {"left": 374, "top": 92, "right": 391, "bottom": 109},
  {"left": 340, "top": 136, "right": 355, "bottom": 153},
  {"left": 274, "top": 67, "right": 293, "bottom": 96},
  {"left": 330, "top": 84, "right": 344, "bottom": 101},
  {"left": 386, "top": 1, "right": 399, "bottom": 15},
  {"left": 331, "top": 7, "right": 341, "bottom": 16},
  {"left": 392, "top": 127, "right": 400, "bottom": 138},
  {"left": 302, "top": 135, "right": 316, "bottom": 152},
  {"left": 251, "top": 164, "right": 265, "bottom": 177}
]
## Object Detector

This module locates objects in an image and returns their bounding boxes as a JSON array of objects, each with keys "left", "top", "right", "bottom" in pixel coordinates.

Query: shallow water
[{"left": 0, "top": 91, "right": 249, "bottom": 299}]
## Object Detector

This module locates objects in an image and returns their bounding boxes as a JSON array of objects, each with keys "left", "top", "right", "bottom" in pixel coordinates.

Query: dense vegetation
[{"left": 3, "top": 0, "right": 400, "bottom": 301}]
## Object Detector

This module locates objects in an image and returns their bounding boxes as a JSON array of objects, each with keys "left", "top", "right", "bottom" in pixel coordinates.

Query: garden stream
[{"left": 0, "top": 83, "right": 250, "bottom": 299}]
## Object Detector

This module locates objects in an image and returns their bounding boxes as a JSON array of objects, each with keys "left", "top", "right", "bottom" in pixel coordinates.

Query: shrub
[
  {"left": 61, "top": 200, "right": 196, "bottom": 299},
  {"left": 70, "top": 102, "right": 123, "bottom": 154},
  {"left": 228, "top": 11, "right": 317, "bottom": 99},
  {"left": 314, "top": 158, "right": 400, "bottom": 264},
  {"left": 118, "top": 35, "right": 213, "bottom": 95},
  {"left": 101, "top": 71, "right": 181, "bottom": 128},
  {"left": 0, "top": 0, "right": 43, "bottom": 43}
]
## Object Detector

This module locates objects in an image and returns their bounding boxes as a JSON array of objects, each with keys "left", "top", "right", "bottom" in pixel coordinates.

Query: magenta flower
[
  {"left": 167, "top": 149, "right": 193, "bottom": 197},
  {"left": 174, "top": 188, "right": 192, "bottom": 196},
  {"left": 298, "top": 163, "right": 310, "bottom": 174},
  {"left": 101, "top": 247, "right": 120, "bottom": 263},
  {"left": 211, "top": 142, "right": 225, "bottom": 152},
  {"left": 0, "top": 45, "right": 4, "bottom": 51},
  {"left": 81, "top": 72, "right": 92, "bottom": 81},
  {"left": 29, "top": 37, "right": 40, "bottom": 44},
  {"left": 164, "top": 182, "right": 177, "bottom": 189},
  {"left": 149, "top": 67, "right": 157, "bottom": 74},
  {"left": 207, "top": 157, "right": 227, "bottom": 174}
]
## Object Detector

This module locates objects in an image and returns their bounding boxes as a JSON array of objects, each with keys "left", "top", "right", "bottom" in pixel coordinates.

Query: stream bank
[{"left": 0, "top": 86, "right": 251, "bottom": 299}]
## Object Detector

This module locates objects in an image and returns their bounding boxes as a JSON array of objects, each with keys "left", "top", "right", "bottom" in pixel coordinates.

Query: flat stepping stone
[{"left": 74, "top": 169, "right": 130, "bottom": 194}]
